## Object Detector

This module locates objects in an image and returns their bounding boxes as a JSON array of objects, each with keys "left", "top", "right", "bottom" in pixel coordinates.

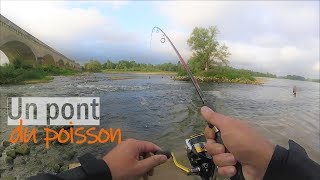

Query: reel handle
[{"left": 215, "top": 130, "right": 245, "bottom": 180}]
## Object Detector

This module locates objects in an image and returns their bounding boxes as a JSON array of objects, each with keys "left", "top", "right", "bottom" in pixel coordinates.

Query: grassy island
[
  {"left": 175, "top": 66, "right": 275, "bottom": 84},
  {"left": 82, "top": 59, "right": 275, "bottom": 85}
]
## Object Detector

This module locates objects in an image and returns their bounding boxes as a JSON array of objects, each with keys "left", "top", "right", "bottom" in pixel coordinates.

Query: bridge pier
[{"left": 37, "top": 57, "right": 43, "bottom": 65}]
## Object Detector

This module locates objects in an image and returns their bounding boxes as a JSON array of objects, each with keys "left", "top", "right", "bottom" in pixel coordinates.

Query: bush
[
  {"left": 101, "top": 60, "right": 179, "bottom": 72},
  {"left": 84, "top": 60, "right": 102, "bottom": 72},
  {"left": 40, "top": 66, "right": 78, "bottom": 76},
  {"left": 0, "top": 63, "right": 79, "bottom": 85},
  {"left": 194, "top": 66, "right": 257, "bottom": 81}
]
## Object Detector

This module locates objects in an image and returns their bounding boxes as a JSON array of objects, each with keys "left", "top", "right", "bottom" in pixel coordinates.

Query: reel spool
[{"left": 171, "top": 134, "right": 215, "bottom": 180}]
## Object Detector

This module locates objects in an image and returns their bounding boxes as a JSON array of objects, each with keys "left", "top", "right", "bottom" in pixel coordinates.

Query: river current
[{"left": 0, "top": 73, "right": 319, "bottom": 178}]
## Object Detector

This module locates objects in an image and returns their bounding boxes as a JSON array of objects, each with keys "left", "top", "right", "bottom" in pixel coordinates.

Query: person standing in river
[{"left": 293, "top": 85, "right": 297, "bottom": 97}]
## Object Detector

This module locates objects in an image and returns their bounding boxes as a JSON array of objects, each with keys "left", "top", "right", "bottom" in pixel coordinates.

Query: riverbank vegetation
[
  {"left": 175, "top": 26, "right": 266, "bottom": 84},
  {"left": 280, "top": 75, "right": 306, "bottom": 81},
  {"left": 277, "top": 75, "right": 319, "bottom": 83},
  {"left": 0, "top": 60, "right": 79, "bottom": 85},
  {"left": 84, "top": 59, "right": 275, "bottom": 83},
  {"left": 84, "top": 59, "right": 178, "bottom": 73},
  {"left": 176, "top": 66, "right": 275, "bottom": 84}
]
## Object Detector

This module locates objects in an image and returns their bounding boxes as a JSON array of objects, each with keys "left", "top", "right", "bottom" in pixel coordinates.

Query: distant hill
[
  {"left": 284, "top": 75, "right": 306, "bottom": 81},
  {"left": 278, "top": 75, "right": 319, "bottom": 83}
]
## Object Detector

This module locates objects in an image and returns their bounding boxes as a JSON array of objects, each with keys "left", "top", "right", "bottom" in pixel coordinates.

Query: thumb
[
  {"left": 201, "top": 106, "right": 231, "bottom": 131},
  {"left": 136, "top": 155, "right": 167, "bottom": 174}
]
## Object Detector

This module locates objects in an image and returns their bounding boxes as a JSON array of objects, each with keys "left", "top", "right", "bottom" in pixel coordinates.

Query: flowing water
[{"left": 0, "top": 73, "right": 319, "bottom": 178}]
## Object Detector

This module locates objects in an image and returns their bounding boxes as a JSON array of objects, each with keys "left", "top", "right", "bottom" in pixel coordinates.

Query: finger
[
  {"left": 136, "top": 155, "right": 167, "bottom": 174},
  {"left": 125, "top": 138, "right": 137, "bottom": 142},
  {"left": 212, "top": 153, "right": 237, "bottom": 166},
  {"left": 204, "top": 126, "right": 215, "bottom": 140},
  {"left": 217, "top": 166, "right": 236, "bottom": 177},
  {"left": 145, "top": 153, "right": 154, "bottom": 176},
  {"left": 201, "top": 106, "right": 233, "bottom": 131},
  {"left": 206, "top": 138, "right": 215, "bottom": 144},
  {"left": 136, "top": 140, "right": 161, "bottom": 153},
  {"left": 206, "top": 142, "right": 225, "bottom": 155}
]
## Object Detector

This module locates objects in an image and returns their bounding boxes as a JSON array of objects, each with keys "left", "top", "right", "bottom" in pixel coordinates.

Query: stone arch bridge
[{"left": 0, "top": 14, "right": 81, "bottom": 69}]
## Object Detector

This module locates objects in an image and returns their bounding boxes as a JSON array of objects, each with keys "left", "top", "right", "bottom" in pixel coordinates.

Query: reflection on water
[{"left": 0, "top": 74, "right": 319, "bottom": 178}]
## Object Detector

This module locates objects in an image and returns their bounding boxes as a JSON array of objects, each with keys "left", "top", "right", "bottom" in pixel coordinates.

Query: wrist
[
  {"left": 79, "top": 153, "right": 112, "bottom": 180},
  {"left": 102, "top": 155, "right": 115, "bottom": 179},
  {"left": 259, "top": 141, "right": 276, "bottom": 179}
]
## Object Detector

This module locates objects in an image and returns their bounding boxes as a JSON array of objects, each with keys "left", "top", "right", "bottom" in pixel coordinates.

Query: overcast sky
[{"left": 0, "top": 1, "right": 319, "bottom": 78}]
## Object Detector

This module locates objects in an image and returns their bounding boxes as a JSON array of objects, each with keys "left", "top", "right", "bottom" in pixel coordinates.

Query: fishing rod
[
  {"left": 151, "top": 27, "right": 207, "bottom": 105},
  {"left": 151, "top": 26, "right": 244, "bottom": 180}
]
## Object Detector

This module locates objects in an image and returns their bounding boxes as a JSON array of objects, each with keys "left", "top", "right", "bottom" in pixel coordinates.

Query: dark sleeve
[
  {"left": 263, "top": 140, "right": 320, "bottom": 180},
  {"left": 29, "top": 153, "right": 112, "bottom": 180}
]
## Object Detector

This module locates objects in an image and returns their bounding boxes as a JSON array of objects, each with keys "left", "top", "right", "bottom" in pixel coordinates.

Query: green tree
[
  {"left": 187, "top": 26, "right": 231, "bottom": 71},
  {"left": 84, "top": 60, "right": 102, "bottom": 72},
  {"left": 156, "top": 63, "right": 178, "bottom": 71},
  {"left": 116, "top": 60, "right": 129, "bottom": 69},
  {"left": 103, "top": 60, "right": 115, "bottom": 69},
  {"left": 285, "top": 75, "right": 306, "bottom": 81}
]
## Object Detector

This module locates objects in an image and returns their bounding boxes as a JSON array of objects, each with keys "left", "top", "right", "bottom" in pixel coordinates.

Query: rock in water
[
  {"left": 60, "top": 165, "right": 69, "bottom": 172},
  {"left": 63, "top": 151, "right": 76, "bottom": 160},
  {"left": 53, "top": 164, "right": 61, "bottom": 173},
  {"left": 5, "top": 156, "right": 14, "bottom": 164},
  {"left": 0, "top": 146, "right": 5, "bottom": 157},
  {"left": 15, "top": 144, "right": 30, "bottom": 155},
  {"left": 48, "top": 161, "right": 62, "bottom": 173},
  {"left": 6, "top": 150, "right": 16, "bottom": 158},
  {"left": 1, "top": 176, "right": 16, "bottom": 180},
  {"left": 2, "top": 140, "right": 11, "bottom": 147},
  {"left": 0, "top": 146, "right": 5, "bottom": 153}
]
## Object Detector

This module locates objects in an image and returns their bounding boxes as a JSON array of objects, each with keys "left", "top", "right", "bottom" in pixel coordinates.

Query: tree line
[
  {"left": 84, "top": 60, "right": 178, "bottom": 72},
  {"left": 84, "top": 26, "right": 277, "bottom": 80}
]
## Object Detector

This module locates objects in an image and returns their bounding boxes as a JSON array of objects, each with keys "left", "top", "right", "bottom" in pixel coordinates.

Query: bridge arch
[
  {"left": 0, "top": 40, "right": 37, "bottom": 66},
  {"left": 42, "top": 54, "right": 55, "bottom": 66},
  {"left": 65, "top": 62, "right": 70, "bottom": 68},
  {"left": 57, "top": 59, "right": 64, "bottom": 67},
  {"left": 0, "top": 50, "right": 10, "bottom": 65}
]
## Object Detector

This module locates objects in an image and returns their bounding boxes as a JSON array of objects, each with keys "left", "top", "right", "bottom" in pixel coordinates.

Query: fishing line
[
  {"left": 150, "top": 26, "right": 207, "bottom": 106},
  {"left": 149, "top": 26, "right": 245, "bottom": 180}
]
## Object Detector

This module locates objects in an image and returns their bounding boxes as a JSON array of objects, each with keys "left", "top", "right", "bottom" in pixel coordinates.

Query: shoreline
[
  {"left": 4, "top": 73, "right": 272, "bottom": 85},
  {"left": 102, "top": 70, "right": 177, "bottom": 76},
  {"left": 173, "top": 76, "right": 265, "bottom": 85},
  {"left": 14, "top": 73, "right": 81, "bottom": 85},
  {"left": 255, "top": 77, "right": 273, "bottom": 84},
  {"left": 23, "top": 76, "right": 54, "bottom": 84}
]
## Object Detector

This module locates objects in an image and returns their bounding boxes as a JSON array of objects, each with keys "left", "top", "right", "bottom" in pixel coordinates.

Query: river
[{"left": 0, "top": 73, "right": 319, "bottom": 178}]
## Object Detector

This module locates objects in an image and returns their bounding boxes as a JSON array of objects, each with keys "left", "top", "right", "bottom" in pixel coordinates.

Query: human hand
[
  {"left": 103, "top": 138, "right": 168, "bottom": 180},
  {"left": 201, "top": 106, "right": 275, "bottom": 180}
]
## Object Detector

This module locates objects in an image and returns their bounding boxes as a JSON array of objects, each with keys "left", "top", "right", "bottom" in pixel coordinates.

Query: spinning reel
[{"left": 171, "top": 134, "right": 215, "bottom": 180}]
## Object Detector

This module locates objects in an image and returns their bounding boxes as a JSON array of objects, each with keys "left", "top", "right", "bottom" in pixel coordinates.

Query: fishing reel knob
[{"left": 190, "top": 167, "right": 201, "bottom": 174}]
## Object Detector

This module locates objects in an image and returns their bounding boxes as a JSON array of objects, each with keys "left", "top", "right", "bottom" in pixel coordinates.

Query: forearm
[{"left": 263, "top": 140, "right": 320, "bottom": 180}]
